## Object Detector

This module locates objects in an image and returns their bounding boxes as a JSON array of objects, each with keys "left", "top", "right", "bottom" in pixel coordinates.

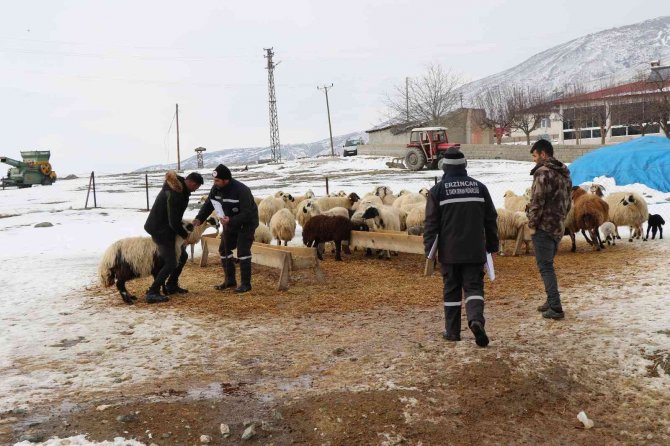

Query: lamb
[
  {"left": 646, "top": 214, "right": 665, "bottom": 240},
  {"left": 605, "top": 192, "right": 649, "bottom": 242},
  {"left": 302, "top": 214, "right": 354, "bottom": 261},
  {"left": 599, "top": 222, "right": 617, "bottom": 246},
  {"left": 98, "top": 219, "right": 215, "bottom": 304},
  {"left": 296, "top": 199, "right": 321, "bottom": 228},
  {"left": 269, "top": 208, "right": 296, "bottom": 246},
  {"left": 496, "top": 208, "right": 531, "bottom": 255},
  {"left": 254, "top": 223, "right": 272, "bottom": 244},
  {"left": 572, "top": 187, "right": 609, "bottom": 251},
  {"left": 315, "top": 192, "right": 360, "bottom": 212},
  {"left": 258, "top": 196, "right": 286, "bottom": 225},
  {"left": 503, "top": 190, "right": 530, "bottom": 213}
]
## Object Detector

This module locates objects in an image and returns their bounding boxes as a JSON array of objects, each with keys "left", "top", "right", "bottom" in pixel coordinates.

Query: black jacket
[
  {"left": 196, "top": 178, "right": 259, "bottom": 234},
  {"left": 144, "top": 171, "right": 191, "bottom": 240},
  {"left": 423, "top": 165, "right": 499, "bottom": 264}
]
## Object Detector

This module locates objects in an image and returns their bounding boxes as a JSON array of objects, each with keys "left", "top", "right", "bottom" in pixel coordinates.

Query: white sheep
[
  {"left": 98, "top": 219, "right": 215, "bottom": 304},
  {"left": 258, "top": 196, "right": 285, "bottom": 225},
  {"left": 393, "top": 192, "right": 426, "bottom": 209},
  {"left": 254, "top": 223, "right": 272, "bottom": 244},
  {"left": 405, "top": 206, "right": 426, "bottom": 233},
  {"left": 269, "top": 208, "right": 296, "bottom": 246},
  {"left": 322, "top": 206, "right": 350, "bottom": 219},
  {"left": 296, "top": 199, "right": 321, "bottom": 228},
  {"left": 496, "top": 208, "right": 531, "bottom": 256},
  {"left": 418, "top": 187, "right": 430, "bottom": 198},
  {"left": 315, "top": 192, "right": 360, "bottom": 212},
  {"left": 373, "top": 185, "right": 397, "bottom": 205},
  {"left": 503, "top": 190, "right": 530, "bottom": 213},
  {"left": 599, "top": 222, "right": 616, "bottom": 246},
  {"left": 605, "top": 192, "right": 649, "bottom": 242},
  {"left": 292, "top": 189, "right": 315, "bottom": 208}
]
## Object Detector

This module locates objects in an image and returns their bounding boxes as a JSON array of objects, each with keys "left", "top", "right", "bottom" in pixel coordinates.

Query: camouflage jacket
[{"left": 526, "top": 157, "right": 572, "bottom": 238}]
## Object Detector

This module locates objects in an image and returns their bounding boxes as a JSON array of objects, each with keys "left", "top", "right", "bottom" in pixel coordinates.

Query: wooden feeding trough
[{"left": 199, "top": 234, "right": 324, "bottom": 290}]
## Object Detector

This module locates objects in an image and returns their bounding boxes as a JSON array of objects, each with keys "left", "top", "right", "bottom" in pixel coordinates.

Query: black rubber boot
[
  {"left": 145, "top": 288, "right": 169, "bottom": 304},
  {"left": 470, "top": 321, "right": 489, "bottom": 347},
  {"left": 164, "top": 284, "right": 188, "bottom": 295},
  {"left": 214, "top": 258, "right": 237, "bottom": 290},
  {"left": 235, "top": 259, "right": 252, "bottom": 293}
]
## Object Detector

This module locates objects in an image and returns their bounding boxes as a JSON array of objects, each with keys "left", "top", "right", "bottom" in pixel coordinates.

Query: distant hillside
[
  {"left": 136, "top": 131, "right": 367, "bottom": 172},
  {"left": 460, "top": 16, "right": 670, "bottom": 103}
]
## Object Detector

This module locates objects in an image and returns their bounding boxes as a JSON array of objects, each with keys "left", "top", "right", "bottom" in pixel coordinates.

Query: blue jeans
[{"left": 532, "top": 229, "right": 562, "bottom": 311}]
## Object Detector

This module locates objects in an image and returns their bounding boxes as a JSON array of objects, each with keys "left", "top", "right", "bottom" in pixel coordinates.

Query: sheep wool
[
  {"left": 254, "top": 223, "right": 272, "bottom": 244},
  {"left": 269, "top": 208, "right": 297, "bottom": 246}
]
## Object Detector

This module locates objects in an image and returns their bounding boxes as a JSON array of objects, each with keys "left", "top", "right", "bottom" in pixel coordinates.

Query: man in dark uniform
[
  {"left": 424, "top": 149, "right": 499, "bottom": 347},
  {"left": 144, "top": 171, "right": 204, "bottom": 303},
  {"left": 194, "top": 164, "right": 259, "bottom": 293}
]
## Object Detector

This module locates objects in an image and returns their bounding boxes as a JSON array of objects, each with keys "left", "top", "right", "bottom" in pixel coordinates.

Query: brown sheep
[
  {"left": 302, "top": 214, "right": 354, "bottom": 261},
  {"left": 572, "top": 187, "right": 609, "bottom": 251}
]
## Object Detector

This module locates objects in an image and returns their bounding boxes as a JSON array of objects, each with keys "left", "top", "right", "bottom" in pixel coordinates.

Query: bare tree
[
  {"left": 509, "top": 86, "right": 548, "bottom": 145},
  {"left": 475, "top": 84, "right": 516, "bottom": 144},
  {"left": 647, "top": 66, "right": 670, "bottom": 137},
  {"left": 552, "top": 83, "right": 590, "bottom": 145},
  {"left": 385, "top": 64, "right": 463, "bottom": 126}
]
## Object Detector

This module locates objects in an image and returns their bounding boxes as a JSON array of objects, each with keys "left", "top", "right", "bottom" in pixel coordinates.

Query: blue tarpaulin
[{"left": 568, "top": 136, "right": 670, "bottom": 192}]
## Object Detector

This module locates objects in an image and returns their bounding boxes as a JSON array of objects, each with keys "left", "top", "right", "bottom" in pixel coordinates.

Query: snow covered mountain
[
  {"left": 136, "top": 131, "right": 367, "bottom": 172},
  {"left": 461, "top": 16, "right": 670, "bottom": 103}
]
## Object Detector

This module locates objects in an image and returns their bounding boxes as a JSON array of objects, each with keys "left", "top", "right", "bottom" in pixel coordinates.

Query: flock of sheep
[
  {"left": 248, "top": 181, "right": 661, "bottom": 259},
  {"left": 499, "top": 183, "right": 658, "bottom": 254}
]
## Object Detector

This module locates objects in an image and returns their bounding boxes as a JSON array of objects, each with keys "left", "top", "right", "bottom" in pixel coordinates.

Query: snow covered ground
[{"left": 2, "top": 156, "right": 669, "bottom": 445}]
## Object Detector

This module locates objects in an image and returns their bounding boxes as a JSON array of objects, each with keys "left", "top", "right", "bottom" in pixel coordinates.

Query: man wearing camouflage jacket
[{"left": 526, "top": 140, "right": 573, "bottom": 320}]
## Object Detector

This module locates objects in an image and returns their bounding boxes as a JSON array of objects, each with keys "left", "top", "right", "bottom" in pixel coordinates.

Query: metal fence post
[
  {"left": 92, "top": 171, "right": 97, "bottom": 208},
  {"left": 325, "top": 176, "right": 329, "bottom": 196},
  {"left": 145, "top": 173, "right": 150, "bottom": 211}
]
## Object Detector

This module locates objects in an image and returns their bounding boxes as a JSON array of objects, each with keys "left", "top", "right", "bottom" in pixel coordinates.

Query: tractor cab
[{"left": 404, "top": 127, "right": 461, "bottom": 171}]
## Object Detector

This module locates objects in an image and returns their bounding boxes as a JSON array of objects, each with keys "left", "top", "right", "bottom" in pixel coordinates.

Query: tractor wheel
[{"left": 405, "top": 148, "right": 426, "bottom": 171}]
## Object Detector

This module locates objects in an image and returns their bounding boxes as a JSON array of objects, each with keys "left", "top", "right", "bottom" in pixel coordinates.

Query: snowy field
[{"left": 2, "top": 156, "right": 670, "bottom": 445}]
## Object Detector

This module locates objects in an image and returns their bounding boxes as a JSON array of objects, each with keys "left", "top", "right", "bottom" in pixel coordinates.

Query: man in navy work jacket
[
  {"left": 194, "top": 164, "right": 259, "bottom": 293},
  {"left": 423, "top": 148, "right": 499, "bottom": 347}
]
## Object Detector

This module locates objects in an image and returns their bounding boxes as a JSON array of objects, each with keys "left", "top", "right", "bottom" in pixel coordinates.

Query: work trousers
[
  {"left": 165, "top": 246, "right": 188, "bottom": 288},
  {"left": 441, "top": 263, "right": 485, "bottom": 338},
  {"left": 219, "top": 229, "right": 255, "bottom": 286},
  {"left": 149, "top": 235, "right": 178, "bottom": 293},
  {"left": 532, "top": 229, "right": 562, "bottom": 312}
]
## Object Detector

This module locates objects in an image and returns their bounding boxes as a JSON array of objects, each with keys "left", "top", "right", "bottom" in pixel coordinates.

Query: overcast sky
[{"left": 1, "top": 0, "right": 667, "bottom": 174}]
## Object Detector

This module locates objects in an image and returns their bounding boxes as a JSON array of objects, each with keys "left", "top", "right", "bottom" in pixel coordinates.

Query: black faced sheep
[
  {"left": 605, "top": 192, "right": 649, "bottom": 242},
  {"left": 302, "top": 214, "right": 354, "bottom": 261},
  {"left": 98, "top": 218, "right": 216, "bottom": 304},
  {"left": 646, "top": 214, "right": 665, "bottom": 240}
]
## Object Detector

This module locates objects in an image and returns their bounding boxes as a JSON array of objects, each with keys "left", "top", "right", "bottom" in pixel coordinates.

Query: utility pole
[
  {"left": 264, "top": 47, "right": 281, "bottom": 163},
  {"left": 175, "top": 103, "right": 181, "bottom": 171},
  {"left": 317, "top": 83, "right": 335, "bottom": 157},
  {"left": 405, "top": 77, "right": 410, "bottom": 122}
]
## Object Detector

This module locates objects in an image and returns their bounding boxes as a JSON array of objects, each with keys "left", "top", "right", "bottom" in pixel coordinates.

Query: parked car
[{"left": 342, "top": 138, "right": 363, "bottom": 157}]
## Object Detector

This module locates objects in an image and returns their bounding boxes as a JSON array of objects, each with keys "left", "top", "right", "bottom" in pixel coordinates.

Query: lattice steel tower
[
  {"left": 264, "top": 47, "right": 281, "bottom": 163},
  {"left": 194, "top": 147, "right": 206, "bottom": 169}
]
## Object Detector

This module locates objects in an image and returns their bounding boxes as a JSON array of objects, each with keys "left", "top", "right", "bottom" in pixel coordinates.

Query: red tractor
[{"left": 403, "top": 127, "right": 461, "bottom": 171}]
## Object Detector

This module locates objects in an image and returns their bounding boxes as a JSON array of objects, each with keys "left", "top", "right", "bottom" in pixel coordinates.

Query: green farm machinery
[{"left": 1, "top": 150, "right": 57, "bottom": 188}]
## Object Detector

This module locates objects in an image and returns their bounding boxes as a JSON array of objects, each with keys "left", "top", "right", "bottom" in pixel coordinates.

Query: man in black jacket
[
  {"left": 194, "top": 164, "right": 259, "bottom": 293},
  {"left": 144, "top": 171, "right": 204, "bottom": 303},
  {"left": 424, "top": 149, "right": 499, "bottom": 347}
]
